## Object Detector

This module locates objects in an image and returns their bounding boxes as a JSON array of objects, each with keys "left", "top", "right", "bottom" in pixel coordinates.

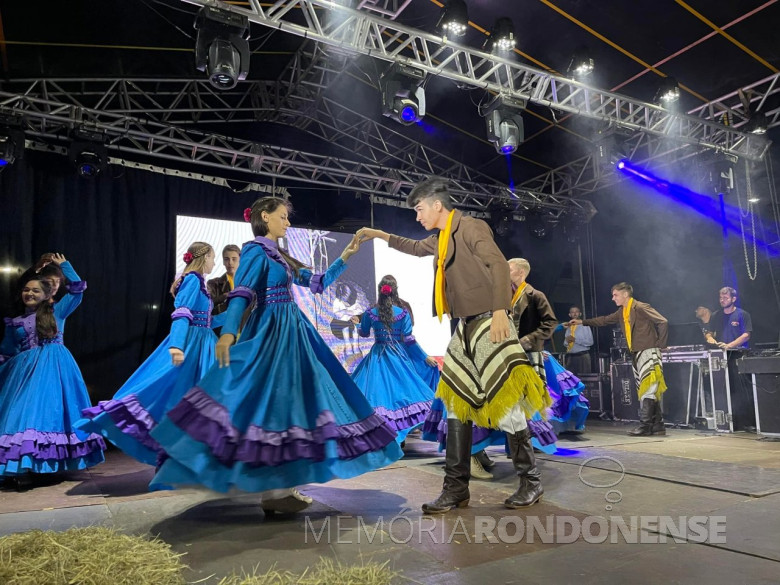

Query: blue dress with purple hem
[
  {"left": 75, "top": 272, "right": 222, "bottom": 466},
  {"left": 0, "top": 262, "right": 106, "bottom": 476},
  {"left": 150, "top": 237, "right": 402, "bottom": 493},
  {"left": 350, "top": 307, "right": 433, "bottom": 444},
  {"left": 544, "top": 351, "right": 589, "bottom": 431}
]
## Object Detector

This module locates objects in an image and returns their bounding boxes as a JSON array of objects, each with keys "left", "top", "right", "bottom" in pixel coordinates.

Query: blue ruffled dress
[
  {"left": 350, "top": 307, "right": 433, "bottom": 444},
  {"left": 150, "top": 237, "right": 402, "bottom": 492},
  {"left": 0, "top": 262, "right": 106, "bottom": 476},
  {"left": 75, "top": 272, "right": 222, "bottom": 465},
  {"left": 544, "top": 351, "right": 589, "bottom": 431}
]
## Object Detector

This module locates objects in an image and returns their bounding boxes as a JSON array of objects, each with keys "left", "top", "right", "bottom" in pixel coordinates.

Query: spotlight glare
[
  {"left": 616, "top": 159, "right": 627, "bottom": 170},
  {"left": 656, "top": 77, "right": 680, "bottom": 104},
  {"left": 485, "top": 17, "right": 515, "bottom": 53},
  {"left": 438, "top": 0, "right": 469, "bottom": 38},
  {"left": 746, "top": 111, "right": 768, "bottom": 135},
  {"left": 748, "top": 197, "right": 760, "bottom": 203}
]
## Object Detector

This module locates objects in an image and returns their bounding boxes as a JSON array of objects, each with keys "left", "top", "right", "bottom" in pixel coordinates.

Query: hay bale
[
  {"left": 0, "top": 526, "right": 187, "bottom": 585},
  {"left": 218, "top": 558, "right": 400, "bottom": 585}
]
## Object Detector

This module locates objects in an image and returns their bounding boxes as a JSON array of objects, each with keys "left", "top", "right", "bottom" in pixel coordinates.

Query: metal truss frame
[
  {"left": 0, "top": 89, "right": 599, "bottom": 217},
  {"left": 176, "top": 0, "right": 768, "bottom": 160}
]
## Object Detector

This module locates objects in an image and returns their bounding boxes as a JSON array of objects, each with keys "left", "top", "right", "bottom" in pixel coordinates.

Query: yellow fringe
[
  {"left": 637, "top": 365, "right": 668, "bottom": 399},
  {"left": 436, "top": 365, "right": 552, "bottom": 429}
]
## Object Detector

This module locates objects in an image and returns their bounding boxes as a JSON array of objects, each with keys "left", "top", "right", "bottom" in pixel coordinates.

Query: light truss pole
[
  {"left": 0, "top": 89, "right": 599, "bottom": 217},
  {"left": 177, "top": 0, "right": 768, "bottom": 160}
]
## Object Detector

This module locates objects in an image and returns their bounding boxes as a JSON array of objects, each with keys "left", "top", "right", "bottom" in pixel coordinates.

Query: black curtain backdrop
[{"left": 2, "top": 148, "right": 778, "bottom": 404}]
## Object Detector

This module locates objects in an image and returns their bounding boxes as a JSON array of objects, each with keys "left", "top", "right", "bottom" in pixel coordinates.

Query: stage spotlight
[
  {"left": 568, "top": 48, "right": 594, "bottom": 78},
  {"left": 485, "top": 17, "right": 515, "bottom": 53},
  {"left": 616, "top": 159, "right": 627, "bottom": 170},
  {"left": 745, "top": 111, "right": 767, "bottom": 135},
  {"left": 194, "top": 6, "right": 250, "bottom": 90},
  {"left": 594, "top": 127, "right": 631, "bottom": 172},
  {"left": 655, "top": 76, "right": 680, "bottom": 104},
  {"left": 69, "top": 128, "right": 108, "bottom": 178},
  {"left": 0, "top": 129, "right": 25, "bottom": 167},
  {"left": 490, "top": 203, "right": 515, "bottom": 236},
  {"left": 483, "top": 95, "right": 525, "bottom": 154},
  {"left": 437, "top": 0, "right": 469, "bottom": 37},
  {"left": 380, "top": 63, "right": 426, "bottom": 126}
]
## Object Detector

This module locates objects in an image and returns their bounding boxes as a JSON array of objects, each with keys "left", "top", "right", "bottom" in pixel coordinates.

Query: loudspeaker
[
  {"left": 752, "top": 374, "right": 780, "bottom": 434},
  {"left": 611, "top": 362, "right": 638, "bottom": 421}
]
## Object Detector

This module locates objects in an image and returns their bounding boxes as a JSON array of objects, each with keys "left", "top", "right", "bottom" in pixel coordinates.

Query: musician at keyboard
[{"left": 703, "top": 287, "right": 752, "bottom": 351}]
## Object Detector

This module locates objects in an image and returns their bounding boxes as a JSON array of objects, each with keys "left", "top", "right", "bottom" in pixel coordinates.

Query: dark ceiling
[{"left": 0, "top": 0, "right": 779, "bottom": 189}]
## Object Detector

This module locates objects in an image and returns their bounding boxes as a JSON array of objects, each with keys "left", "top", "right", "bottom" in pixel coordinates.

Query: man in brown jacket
[
  {"left": 208, "top": 244, "right": 241, "bottom": 316},
  {"left": 568, "top": 282, "right": 669, "bottom": 436},
  {"left": 357, "top": 177, "right": 550, "bottom": 513}
]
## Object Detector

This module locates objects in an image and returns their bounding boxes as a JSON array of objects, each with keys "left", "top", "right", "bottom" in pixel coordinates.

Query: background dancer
[{"left": 76, "top": 242, "right": 221, "bottom": 466}]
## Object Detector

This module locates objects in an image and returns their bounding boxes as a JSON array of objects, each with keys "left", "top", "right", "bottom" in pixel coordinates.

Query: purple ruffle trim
[
  {"left": 0, "top": 429, "right": 106, "bottom": 464},
  {"left": 227, "top": 285, "right": 256, "bottom": 304},
  {"left": 309, "top": 272, "right": 325, "bottom": 294},
  {"left": 165, "top": 387, "right": 397, "bottom": 466},
  {"left": 422, "top": 408, "right": 443, "bottom": 436},
  {"left": 528, "top": 419, "right": 557, "bottom": 447},
  {"left": 403, "top": 335, "right": 416, "bottom": 344},
  {"left": 373, "top": 400, "right": 432, "bottom": 431},
  {"left": 81, "top": 395, "right": 162, "bottom": 452},
  {"left": 65, "top": 280, "right": 87, "bottom": 294},
  {"left": 171, "top": 307, "right": 193, "bottom": 322},
  {"left": 556, "top": 371, "right": 583, "bottom": 392}
]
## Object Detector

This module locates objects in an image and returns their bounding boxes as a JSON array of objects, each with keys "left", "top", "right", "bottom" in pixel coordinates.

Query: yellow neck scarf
[
  {"left": 623, "top": 297, "right": 634, "bottom": 350},
  {"left": 567, "top": 324, "right": 577, "bottom": 351},
  {"left": 435, "top": 210, "right": 456, "bottom": 322},
  {"left": 226, "top": 273, "right": 234, "bottom": 290},
  {"left": 511, "top": 281, "right": 527, "bottom": 307}
]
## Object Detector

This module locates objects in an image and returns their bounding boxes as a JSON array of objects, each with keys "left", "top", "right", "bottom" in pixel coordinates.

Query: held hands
[
  {"left": 425, "top": 356, "right": 438, "bottom": 368},
  {"left": 356, "top": 227, "right": 390, "bottom": 244},
  {"left": 519, "top": 336, "right": 533, "bottom": 351},
  {"left": 49, "top": 253, "right": 67, "bottom": 265},
  {"left": 350, "top": 315, "right": 361, "bottom": 324},
  {"left": 216, "top": 333, "right": 236, "bottom": 367},
  {"left": 565, "top": 336, "right": 575, "bottom": 345},
  {"left": 339, "top": 235, "right": 362, "bottom": 262},
  {"left": 169, "top": 348, "right": 185, "bottom": 367},
  {"left": 490, "top": 310, "right": 510, "bottom": 344},
  {"left": 566, "top": 319, "right": 583, "bottom": 327}
]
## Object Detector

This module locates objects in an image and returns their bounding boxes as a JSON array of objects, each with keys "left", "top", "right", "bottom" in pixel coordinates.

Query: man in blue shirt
[
  {"left": 557, "top": 305, "right": 594, "bottom": 374},
  {"left": 704, "top": 287, "right": 752, "bottom": 350}
]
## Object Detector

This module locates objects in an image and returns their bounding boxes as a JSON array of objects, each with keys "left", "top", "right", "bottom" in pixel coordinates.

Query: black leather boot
[
  {"left": 628, "top": 398, "right": 655, "bottom": 436},
  {"left": 475, "top": 449, "right": 495, "bottom": 470},
  {"left": 651, "top": 401, "right": 666, "bottom": 435},
  {"left": 504, "top": 428, "right": 544, "bottom": 509},
  {"left": 422, "top": 419, "right": 472, "bottom": 514}
]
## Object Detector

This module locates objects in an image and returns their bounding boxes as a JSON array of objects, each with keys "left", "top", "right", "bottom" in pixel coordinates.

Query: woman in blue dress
[
  {"left": 150, "top": 197, "right": 402, "bottom": 504},
  {"left": 76, "top": 242, "right": 221, "bottom": 466},
  {"left": 351, "top": 275, "right": 434, "bottom": 445},
  {"left": 0, "top": 255, "right": 106, "bottom": 487}
]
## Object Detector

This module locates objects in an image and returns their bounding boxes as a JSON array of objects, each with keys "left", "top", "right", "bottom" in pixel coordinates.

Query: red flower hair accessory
[
  {"left": 380, "top": 284, "right": 393, "bottom": 295},
  {"left": 183, "top": 252, "right": 194, "bottom": 264},
  {"left": 243, "top": 208, "right": 253, "bottom": 222}
]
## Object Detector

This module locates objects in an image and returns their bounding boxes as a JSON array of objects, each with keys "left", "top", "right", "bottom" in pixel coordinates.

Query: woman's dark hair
[
  {"left": 247, "top": 196, "right": 310, "bottom": 276},
  {"left": 375, "top": 275, "right": 414, "bottom": 332},
  {"left": 16, "top": 259, "right": 66, "bottom": 304},
  {"left": 21, "top": 278, "right": 58, "bottom": 340}
]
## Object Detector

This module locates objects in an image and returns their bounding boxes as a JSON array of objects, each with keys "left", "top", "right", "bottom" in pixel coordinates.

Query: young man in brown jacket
[
  {"left": 568, "top": 282, "right": 669, "bottom": 436},
  {"left": 357, "top": 177, "right": 550, "bottom": 513}
]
